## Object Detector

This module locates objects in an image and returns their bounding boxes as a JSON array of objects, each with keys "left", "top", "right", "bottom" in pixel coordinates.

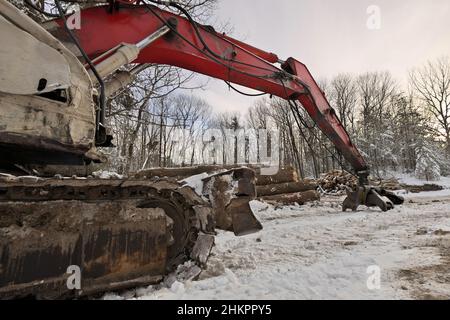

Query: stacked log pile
[
  {"left": 402, "top": 184, "right": 443, "bottom": 193},
  {"left": 257, "top": 181, "right": 318, "bottom": 197},
  {"left": 256, "top": 167, "right": 320, "bottom": 205},
  {"left": 371, "top": 177, "right": 442, "bottom": 193},
  {"left": 369, "top": 178, "right": 401, "bottom": 191},
  {"left": 135, "top": 165, "right": 321, "bottom": 206},
  {"left": 318, "top": 170, "right": 443, "bottom": 194},
  {"left": 318, "top": 170, "right": 358, "bottom": 194},
  {"left": 134, "top": 165, "right": 232, "bottom": 180},
  {"left": 255, "top": 167, "right": 299, "bottom": 186},
  {"left": 134, "top": 165, "right": 262, "bottom": 180},
  {"left": 260, "top": 190, "right": 320, "bottom": 206}
]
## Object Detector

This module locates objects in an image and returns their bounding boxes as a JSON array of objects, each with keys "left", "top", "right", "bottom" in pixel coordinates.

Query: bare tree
[
  {"left": 51, "top": 0, "right": 219, "bottom": 22},
  {"left": 106, "top": 64, "right": 198, "bottom": 172},
  {"left": 170, "top": 94, "right": 211, "bottom": 166},
  {"left": 410, "top": 56, "right": 450, "bottom": 155},
  {"left": 247, "top": 99, "right": 271, "bottom": 163},
  {"left": 330, "top": 74, "right": 358, "bottom": 135},
  {"left": 211, "top": 112, "right": 242, "bottom": 165},
  {"left": 357, "top": 72, "right": 396, "bottom": 130}
]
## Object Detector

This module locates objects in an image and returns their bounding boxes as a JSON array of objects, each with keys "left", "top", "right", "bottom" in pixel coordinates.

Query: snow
[
  {"left": 396, "top": 173, "right": 450, "bottom": 188},
  {"left": 181, "top": 173, "right": 209, "bottom": 195},
  {"left": 392, "top": 173, "right": 450, "bottom": 199},
  {"left": 92, "top": 171, "right": 124, "bottom": 180},
  {"left": 400, "top": 189, "right": 450, "bottom": 199},
  {"left": 415, "top": 144, "right": 442, "bottom": 181},
  {"left": 104, "top": 187, "right": 450, "bottom": 300}
]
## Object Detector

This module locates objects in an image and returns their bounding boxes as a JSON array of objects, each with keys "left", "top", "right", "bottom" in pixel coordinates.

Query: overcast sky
[{"left": 190, "top": 0, "right": 450, "bottom": 114}]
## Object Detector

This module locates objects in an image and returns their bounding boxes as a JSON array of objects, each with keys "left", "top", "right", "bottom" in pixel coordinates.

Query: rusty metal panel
[{"left": 0, "top": 201, "right": 167, "bottom": 299}]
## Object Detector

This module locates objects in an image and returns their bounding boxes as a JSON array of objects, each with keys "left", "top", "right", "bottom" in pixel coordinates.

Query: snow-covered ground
[
  {"left": 396, "top": 173, "right": 450, "bottom": 188},
  {"left": 396, "top": 173, "right": 450, "bottom": 199},
  {"left": 104, "top": 179, "right": 450, "bottom": 301}
]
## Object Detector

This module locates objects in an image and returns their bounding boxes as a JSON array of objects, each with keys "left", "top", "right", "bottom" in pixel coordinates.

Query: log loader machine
[{"left": 0, "top": 0, "right": 404, "bottom": 299}]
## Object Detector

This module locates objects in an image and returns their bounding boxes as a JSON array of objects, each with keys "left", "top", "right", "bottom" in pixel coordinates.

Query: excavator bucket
[
  {"left": 201, "top": 168, "right": 263, "bottom": 236},
  {"left": 343, "top": 186, "right": 405, "bottom": 212}
]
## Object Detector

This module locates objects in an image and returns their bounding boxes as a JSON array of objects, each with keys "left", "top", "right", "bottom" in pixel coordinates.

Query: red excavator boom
[{"left": 47, "top": 3, "right": 368, "bottom": 175}]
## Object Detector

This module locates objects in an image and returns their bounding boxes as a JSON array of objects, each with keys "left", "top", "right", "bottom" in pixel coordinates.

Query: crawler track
[{"left": 0, "top": 176, "right": 213, "bottom": 299}]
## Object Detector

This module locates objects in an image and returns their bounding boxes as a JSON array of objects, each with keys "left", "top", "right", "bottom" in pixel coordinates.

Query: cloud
[{"left": 192, "top": 0, "right": 450, "bottom": 114}]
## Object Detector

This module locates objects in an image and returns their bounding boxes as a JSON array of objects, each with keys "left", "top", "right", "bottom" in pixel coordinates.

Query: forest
[{"left": 105, "top": 52, "right": 450, "bottom": 181}]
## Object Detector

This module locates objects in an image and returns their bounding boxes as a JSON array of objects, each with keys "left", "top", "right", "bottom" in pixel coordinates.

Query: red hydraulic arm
[{"left": 49, "top": 4, "right": 368, "bottom": 174}]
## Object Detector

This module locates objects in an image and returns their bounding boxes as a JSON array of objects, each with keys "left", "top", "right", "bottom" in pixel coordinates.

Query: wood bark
[
  {"left": 256, "top": 167, "right": 298, "bottom": 186},
  {"left": 256, "top": 181, "right": 317, "bottom": 197},
  {"left": 260, "top": 190, "right": 320, "bottom": 205}
]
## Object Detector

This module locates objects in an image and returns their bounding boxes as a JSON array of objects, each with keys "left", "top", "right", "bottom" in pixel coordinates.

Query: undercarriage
[{"left": 0, "top": 175, "right": 215, "bottom": 299}]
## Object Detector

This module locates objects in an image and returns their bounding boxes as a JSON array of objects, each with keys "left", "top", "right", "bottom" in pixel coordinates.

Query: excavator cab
[{"left": 0, "top": 0, "right": 104, "bottom": 168}]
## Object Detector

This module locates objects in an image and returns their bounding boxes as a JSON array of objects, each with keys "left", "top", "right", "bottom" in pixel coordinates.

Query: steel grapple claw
[{"left": 343, "top": 186, "right": 404, "bottom": 212}]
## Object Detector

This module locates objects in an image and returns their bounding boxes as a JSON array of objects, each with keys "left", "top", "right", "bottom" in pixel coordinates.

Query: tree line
[{"left": 105, "top": 56, "right": 450, "bottom": 181}]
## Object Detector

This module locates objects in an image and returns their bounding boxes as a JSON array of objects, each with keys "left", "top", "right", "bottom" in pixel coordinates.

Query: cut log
[
  {"left": 134, "top": 165, "right": 225, "bottom": 179},
  {"left": 256, "top": 181, "right": 318, "bottom": 197},
  {"left": 260, "top": 190, "right": 320, "bottom": 205},
  {"left": 404, "top": 184, "right": 443, "bottom": 193},
  {"left": 135, "top": 165, "right": 262, "bottom": 180},
  {"left": 256, "top": 167, "right": 299, "bottom": 186}
]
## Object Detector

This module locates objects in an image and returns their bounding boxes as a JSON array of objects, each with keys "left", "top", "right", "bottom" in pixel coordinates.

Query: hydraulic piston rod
[{"left": 88, "top": 25, "right": 171, "bottom": 82}]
